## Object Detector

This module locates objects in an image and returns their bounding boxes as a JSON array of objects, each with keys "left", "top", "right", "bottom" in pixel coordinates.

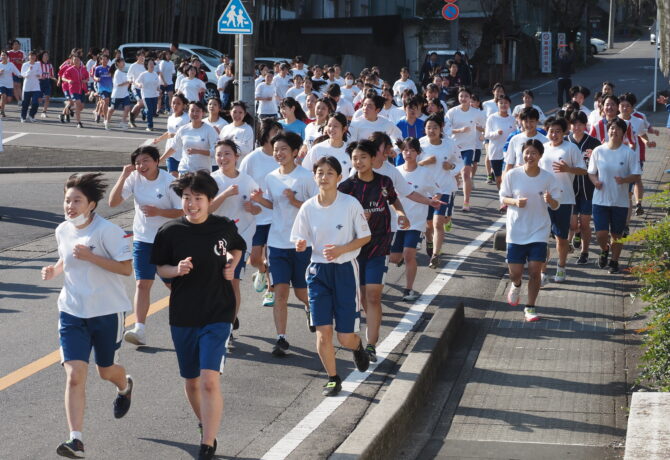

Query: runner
[
  {"left": 135, "top": 58, "right": 161, "bottom": 131},
  {"left": 38, "top": 50, "right": 55, "bottom": 117},
  {"left": 504, "top": 107, "right": 548, "bottom": 172},
  {"left": 20, "top": 50, "right": 42, "bottom": 123},
  {"left": 303, "top": 97, "right": 335, "bottom": 150},
  {"left": 152, "top": 93, "right": 190, "bottom": 177},
  {"left": 587, "top": 118, "right": 642, "bottom": 274},
  {"left": 108, "top": 146, "right": 183, "bottom": 346},
  {"left": 93, "top": 54, "right": 113, "bottom": 125},
  {"left": 482, "top": 83, "right": 506, "bottom": 184},
  {"left": 41, "top": 173, "right": 134, "bottom": 458},
  {"left": 484, "top": 95, "right": 516, "bottom": 196},
  {"left": 291, "top": 156, "right": 372, "bottom": 396},
  {"left": 500, "top": 140, "right": 561, "bottom": 322},
  {"left": 278, "top": 97, "right": 308, "bottom": 139},
  {"left": 157, "top": 50, "right": 175, "bottom": 114},
  {"left": 7, "top": 39, "right": 24, "bottom": 104},
  {"left": 216, "top": 63, "right": 234, "bottom": 108},
  {"left": 61, "top": 54, "right": 88, "bottom": 128},
  {"left": 539, "top": 117, "right": 587, "bottom": 282},
  {"left": 152, "top": 171, "right": 245, "bottom": 460},
  {"left": 0, "top": 50, "right": 20, "bottom": 117},
  {"left": 177, "top": 65, "right": 207, "bottom": 103},
  {"left": 395, "top": 97, "right": 425, "bottom": 165},
  {"left": 348, "top": 95, "right": 401, "bottom": 142},
  {"left": 219, "top": 100, "right": 255, "bottom": 156},
  {"left": 106, "top": 57, "right": 132, "bottom": 130},
  {"left": 469, "top": 94, "right": 486, "bottom": 180},
  {"left": 250, "top": 131, "right": 318, "bottom": 356},
  {"left": 302, "top": 112, "right": 351, "bottom": 178},
  {"left": 204, "top": 97, "right": 228, "bottom": 135},
  {"left": 127, "top": 50, "right": 146, "bottom": 128},
  {"left": 210, "top": 139, "right": 261, "bottom": 350},
  {"left": 255, "top": 71, "right": 278, "bottom": 119},
  {"left": 512, "top": 90, "right": 547, "bottom": 125},
  {"left": 392, "top": 67, "right": 418, "bottom": 105},
  {"left": 239, "top": 119, "right": 283, "bottom": 307},
  {"left": 338, "top": 139, "right": 410, "bottom": 361}
]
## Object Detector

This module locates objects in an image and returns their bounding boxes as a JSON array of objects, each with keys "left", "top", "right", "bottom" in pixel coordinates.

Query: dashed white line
[{"left": 2, "top": 133, "right": 28, "bottom": 144}]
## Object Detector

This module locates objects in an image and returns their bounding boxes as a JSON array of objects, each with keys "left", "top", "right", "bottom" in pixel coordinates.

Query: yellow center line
[{"left": 0, "top": 296, "right": 170, "bottom": 392}]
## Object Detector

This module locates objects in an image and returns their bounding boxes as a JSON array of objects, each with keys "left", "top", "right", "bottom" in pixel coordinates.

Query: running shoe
[
  {"left": 608, "top": 260, "right": 620, "bottom": 274},
  {"left": 262, "top": 291, "right": 275, "bottom": 307},
  {"left": 486, "top": 174, "right": 495, "bottom": 185},
  {"left": 443, "top": 221, "right": 452, "bottom": 232},
  {"left": 507, "top": 283, "right": 521, "bottom": 306},
  {"left": 524, "top": 307, "right": 540, "bottom": 322},
  {"left": 59, "top": 113, "right": 65, "bottom": 123},
  {"left": 40, "top": 112, "right": 47, "bottom": 118},
  {"left": 402, "top": 289, "right": 420, "bottom": 302},
  {"left": 598, "top": 247, "right": 609, "bottom": 268},
  {"left": 141, "top": 110, "right": 147, "bottom": 121},
  {"left": 123, "top": 326, "right": 146, "bottom": 346},
  {"left": 429, "top": 254, "right": 440, "bottom": 269},
  {"left": 554, "top": 266, "right": 567, "bottom": 283},
  {"left": 129, "top": 112, "right": 136, "bottom": 124},
  {"left": 352, "top": 342, "right": 370, "bottom": 372},
  {"left": 252, "top": 270, "right": 267, "bottom": 292},
  {"left": 95, "top": 114, "right": 101, "bottom": 123},
  {"left": 322, "top": 378, "right": 342, "bottom": 397},
  {"left": 426, "top": 240, "right": 433, "bottom": 257},
  {"left": 145, "top": 127, "right": 154, "bottom": 132},
  {"left": 540, "top": 272, "right": 549, "bottom": 287},
  {"left": 76, "top": 122, "right": 83, "bottom": 129},
  {"left": 272, "top": 337, "right": 289, "bottom": 357},
  {"left": 577, "top": 252, "right": 589, "bottom": 265},
  {"left": 365, "top": 344, "right": 378, "bottom": 363},
  {"left": 572, "top": 233, "right": 582, "bottom": 249},
  {"left": 233, "top": 317, "right": 239, "bottom": 330},
  {"left": 27, "top": 115, "right": 36, "bottom": 123},
  {"left": 198, "top": 439, "right": 217, "bottom": 460},
  {"left": 635, "top": 202, "right": 644, "bottom": 216},
  {"left": 623, "top": 226, "right": 630, "bottom": 238},
  {"left": 65, "top": 114, "right": 71, "bottom": 123},
  {"left": 305, "top": 309, "right": 316, "bottom": 333},
  {"left": 1, "top": 110, "right": 5, "bottom": 117},
  {"left": 20, "top": 118, "right": 26, "bottom": 123},
  {"left": 56, "top": 439, "right": 85, "bottom": 458},
  {"left": 113, "top": 375, "right": 133, "bottom": 419},
  {"left": 226, "top": 333, "right": 235, "bottom": 351},
  {"left": 104, "top": 121, "right": 110, "bottom": 130},
  {"left": 462, "top": 203, "right": 471, "bottom": 212}
]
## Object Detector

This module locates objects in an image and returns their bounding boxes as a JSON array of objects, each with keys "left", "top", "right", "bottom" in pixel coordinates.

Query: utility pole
[{"left": 608, "top": 0, "right": 615, "bottom": 49}]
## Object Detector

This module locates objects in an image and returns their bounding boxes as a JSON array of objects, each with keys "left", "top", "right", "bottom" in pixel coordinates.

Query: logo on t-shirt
[
  {"left": 620, "top": 162, "right": 624, "bottom": 165},
  {"left": 381, "top": 187, "right": 388, "bottom": 197},
  {"left": 157, "top": 193, "right": 163, "bottom": 199},
  {"left": 213, "top": 238, "right": 228, "bottom": 257},
  {"left": 336, "top": 224, "right": 343, "bottom": 230}
]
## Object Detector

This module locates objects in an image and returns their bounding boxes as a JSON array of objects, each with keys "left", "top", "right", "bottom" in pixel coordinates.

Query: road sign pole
[
  {"left": 238, "top": 34, "right": 243, "bottom": 102},
  {"left": 654, "top": 8, "right": 659, "bottom": 112}
]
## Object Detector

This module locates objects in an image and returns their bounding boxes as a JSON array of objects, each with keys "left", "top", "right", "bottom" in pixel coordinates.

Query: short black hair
[
  {"left": 131, "top": 146, "right": 160, "bottom": 164},
  {"left": 65, "top": 173, "right": 107, "bottom": 208},
  {"left": 619, "top": 92, "right": 637, "bottom": 106},
  {"left": 189, "top": 101, "right": 206, "bottom": 112},
  {"left": 496, "top": 95, "right": 511, "bottom": 104},
  {"left": 402, "top": 137, "right": 422, "bottom": 153},
  {"left": 547, "top": 117, "right": 568, "bottom": 132},
  {"left": 568, "top": 110, "right": 588, "bottom": 125},
  {"left": 522, "top": 139, "right": 544, "bottom": 156},
  {"left": 519, "top": 107, "right": 540, "bottom": 121},
  {"left": 346, "top": 139, "right": 377, "bottom": 158},
  {"left": 607, "top": 117, "right": 628, "bottom": 133},
  {"left": 522, "top": 89, "right": 535, "bottom": 99},
  {"left": 215, "top": 138, "right": 240, "bottom": 155},
  {"left": 171, "top": 171, "right": 218, "bottom": 200},
  {"left": 313, "top": 156, "right": 343, "bottom": 175},
  {"left": 258, "top": 118, "right": 282, "bottom": 145},
  {"left": 326, "top": 83, "right": 341, "bottom": 98},
  {"left": 271, "top": 131, "right": 303, "bottom": 151}
]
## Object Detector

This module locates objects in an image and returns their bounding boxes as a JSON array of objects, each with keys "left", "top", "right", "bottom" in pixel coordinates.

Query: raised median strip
[{"left": 624, "top": 392, "right": 670, "bottom": 459}]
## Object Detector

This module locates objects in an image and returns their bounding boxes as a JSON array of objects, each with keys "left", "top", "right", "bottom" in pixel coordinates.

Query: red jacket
[{"left": 63, "top": 64, "right": 89, "bottom": 94}]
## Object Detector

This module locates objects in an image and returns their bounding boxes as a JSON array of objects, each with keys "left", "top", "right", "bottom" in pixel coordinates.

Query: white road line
[
  {"left": 3, "top": 130, "right": 150, "bottom": 141},
  {"left": 2, "top": 133, "right": 28, "bottom": 144},
  {"left": 261, "top": 217, "right": 506, "bottom": 460},
  {"left": 618, "top": 39, "right": 640, "bottom": 54},
  {"left": 636, "top": 91, "right": 654, "bottom": 110},
  {"left": 510, "top": 80, "right": 554, "bottom": 99}
]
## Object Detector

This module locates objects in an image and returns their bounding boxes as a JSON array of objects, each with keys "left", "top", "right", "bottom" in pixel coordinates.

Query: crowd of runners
[{"left": 15, "top": 39, "right": 655, "bottom": 458}]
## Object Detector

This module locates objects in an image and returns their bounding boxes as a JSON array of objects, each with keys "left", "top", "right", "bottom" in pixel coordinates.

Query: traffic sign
[
  {"left": 442, "top": 3, "right": 459, "bottom": 21},
  {"left": 218, "top": 0, "right": 253, "bottom": 35}
]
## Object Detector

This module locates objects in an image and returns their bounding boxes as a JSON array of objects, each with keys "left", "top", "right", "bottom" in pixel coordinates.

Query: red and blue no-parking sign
[{"left": 442, "top": 2, "right": 459, "bottom": 21}]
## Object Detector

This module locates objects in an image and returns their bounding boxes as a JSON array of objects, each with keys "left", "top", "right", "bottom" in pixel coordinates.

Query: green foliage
[{"left": 627, "top": 188, "right": 670, "bottom": 391}]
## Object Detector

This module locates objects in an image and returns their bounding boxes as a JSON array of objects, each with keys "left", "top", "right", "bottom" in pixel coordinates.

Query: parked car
[
  {"left": 119, "top": 43, "right": 226, "bottom": 101},
  {"left": 590, "top": 38, "right": 607, "bottom": 54}
]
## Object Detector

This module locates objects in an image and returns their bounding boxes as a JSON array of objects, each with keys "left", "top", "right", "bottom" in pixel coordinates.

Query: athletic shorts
[
  {"left": 133, "top": 241, "right": 171, "bottom": 282},
  {"left": 99, "top": 90, "right": 111, "bottom": 99},
  {"left": 135, "top": 89, "right": 143, "bottom": 100},
  {"left": 161, "top": 84, "right": 175, "bottom": 93},
  {"left": 112, "top": 96, "right": 131, "bottom": 110},
  {"left": 58, "top": 311, "right": 124, "bottom": 367},
  {"left": 592, "top": 204, "right": 627, "bottom": 235},
  {"left": 506, "top": 242, "right": 548, "bottom": 264},
  {"left": 391, "top": 230, "right": 422, "bottom": 252},
  {"left": 70, "top": 92, "right": 84, "bottom": 101},
  {"left": 62, "top": 90, "right": 71, "bottom": 100},
  {"left": 474, "top": 149, "right": 482, "bottom": 163},
  {"left": 12, "top": 75, "right": 22, "bottom": 83},
  {"left": 87, "top": 82, "right": 95, "bottom": 93},
  {"left": 39, "top": 79, "right": 52, "bottom": 96},
  {"left": 268, "top": 246, "right": 311, "bottom": 288},
  {"left": 170, "top": 322, "right": 231, "bottom": 379},
  {"left": 251, "top": 223, "right": 271, "bottom": 247},
  {"left": 573, "top": 196, "right": 593, "bottom": 216},
  {"left": 0, "top": 86, "right": 13, "bottom": 97},
  {"left": 427, "top": 192, "right": 455, "bottom": 219},
  {"left": 357, "top": 254, "right": 388, "bottom": 286},
  {"left": 234, "top": 254, "right": 246, "bottom": 280},
  {"left": 490, "top": 159, "right": 504, "bottom": 177},
  {"left": 548, "top": 204, "right": 573, "bottom": 239},
  {"left": 166, "top": 157, "right": 179, "bottom": 173},
  {"left": 307, "top": 261, "right": 361, "bottom": 333},
  {"left": 460, "top": 149, "right": 475, "bottom": 167}
]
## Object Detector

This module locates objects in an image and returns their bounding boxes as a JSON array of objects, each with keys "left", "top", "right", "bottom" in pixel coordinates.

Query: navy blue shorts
[
  {"left": 166, "top": 157, "right": 179, "bottom": 173},
  {"left": 71, "top": 92, "right": 84, "bottom": 101},
  {"left": 592, "top": 204, "right": 627, "bottom": 235},
  {"left": 506, "top": 242, "right": 548, "bottom": 264},
  {"left": 460, "top": 149, "right": 475, "bottom": 167},
  {"left": 427, "top": 192, "right": 455, "bottom": 219},
  {"left": 391, "top": 230, "right": 422, "bottom": 252},
  {"left": 12, "top": 75, "right": 22, "bottom": 83},
  {"left": 357, "top": 254, "right": 388, "bottom": 286},
  {"left": 161, "top": 84, "right": 175, "bottom": 93},
  {"left": 39, "top": 79, "right": 52, "bottom": 96},
  {"left": 307, "top": 261, "right": 360, "bottom": 333},
  {"left": 474, "top": 149, "right": 482, "bottom": 163},
  {"left": 252, "top": 223, "right": 271, "bottom": 247},
  {"left": 0, "top": 86, "right": 14, "bottom": 97},
  {"left": 548, "top": 204, "right": 573, "bottom": 239},
  {"left": 573, "top": 196, "right": 592, "bottom": 216},
  {"left": 134, "top": 241, "right": 172, "bottom": 282},
  {"left": 98, "top": 90, "right": 111, "bottom": 99},
  {"left": 234, "top": 254, "right": 246, "bottom": 280},
  {"left": 59, "top": 311, "right": 124, "bottom": 367},
  {"left": 112, "top": 96, "right": 131, "bottom": 110},
  {"left": 135, "top": 89, "right": 143, "bottom": 100},
  {"left": 268, "top": 246, "right": 311, "bottom": 288},
  {"left": 490, "top": 159, "right": 504, "bottom": 177},
  {"left": 170, "top": 322, "right": 231, "bottom": 379}
]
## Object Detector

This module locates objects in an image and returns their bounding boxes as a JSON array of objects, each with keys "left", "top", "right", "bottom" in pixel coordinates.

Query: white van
[{"left": 118, "top": 42, "right": 226, "bottom": 100}]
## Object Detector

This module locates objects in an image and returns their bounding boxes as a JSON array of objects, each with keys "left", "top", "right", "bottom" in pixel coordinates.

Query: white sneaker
[
  {"left": 226, "top": 333, "right": 235, "bottom": 351},
  {"left": 554, "top": 266, "right": 567, "bottom": 283},
  {"left": 40, "top": 112, "right": 47, "bottom": 118},
  {"left": 540, "top": 272, "right": 549, "bottom": 287},
  {"left": 123, "top": 327, "right": 146, "bottom": 346},
  {"left": 507, "top": 283, "right": 521, "bottom": 306},
  {"left": 524, "top": 307, "right": 541, "bottom": 322},
  {"left": 402, "top": 289, "right": 420, "bottom": 302},
  {"left": 104, "top": 121, "right": 110, "bottom": 130},
  {"left": 262, "top": 291, "right": 275, "bottom": 307},
  {"left": 252, "top": 271, "right": 267, "bottom": 292},
  {"left": 27, "top": 116, "right": 36, "bottom": 123}
]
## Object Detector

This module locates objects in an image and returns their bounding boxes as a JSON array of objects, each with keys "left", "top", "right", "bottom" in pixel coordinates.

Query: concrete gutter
[
  {"left": 331, "top": 302, "right": 464, "bottom": 460},
  {"left": 624, "top": 392, "right": 670, "bottom": 459}
]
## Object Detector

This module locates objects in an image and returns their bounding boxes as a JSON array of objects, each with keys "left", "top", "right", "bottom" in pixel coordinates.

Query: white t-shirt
[
  {"left": 178, "top": 77, "right": 206, "bottom": 102},
  {"left": 204, "top": 117, "right": 228, "bottom": 134},
  {"left": 121, "top": 169, "right": 182, "bottom": 243},
  {"left": 285, "top": 86, "right": 302, "bottom": 99},
  {"left": 303, "top": 122, "right": 325, "bottom": 148},
  {"left": 158, "top": 60, "right": 175, "bottom": 85},
  {"left": 127, "top": 62, "right": 145, "bottom": 90},
  {"left": 166, "top": 112, "right": 191, "bottom": 162},
  {"left": 111, "top": 69, "right": 129, "bottom": 99},
  {"left": 380, "top": 105, "right": 405, "bottom": 125},
  {"left": 255, "top": 82, "right": 277, "bottom": 115},
  {"left": 587, "top": 144, "right": 642, "bottom": 208},
  {"left": 216, "top": 74, "right": 233, "bottom": 100},
  {"left": 374, "top": 160, "right": 414, "bottom": 232},
  {"left": 395, "top": 165, "right": 440, "bottom": 232},
  {"left": 215, "top": 63, "right": 227, "bottom": 77},
  {"left": 272, "top": 74, "right": 292, "bottom": 99},
  {"left": 336, "top": 97, "right": 355, "bottom": 118},
  {"left": 499, "top": 167, "right": 562, "bottom": 245},
  {"left": 85, "top": 58, "right": 96, "bottom": 83},
  {"left": 21, "top": 62, "right": 41, "bottom": 93},
  {"left": 485, "top": 112, "right": 517, "bottom": 161},
  {"left": 137, "top": 71, "right": 160, "bottom": 99},
  {"left": 239, "top": 147, "right": 279, "bottom": 225},
  {"left": 539, "top": 141, "right": 586, "bottom": 205},
  {"left": 512, "top": 104, "right": 547, "bottom": 124},
  {"left": 349, "top": 116, "right": 401, "bottom": 143},
  {"left": 173, "top": 123, "right": 219, "bottom": 173},
  {"left": 392, "top": 79, "right": 418, "bottom": 104},
  {"left": 446, "top": 106, "right": 486, "bottom": 152},
  {"left": 482, "top": 99, "right": 498, "bottom": 117},
  {"left": 291, "top": 68, "right": 307, "bottom": 78},
  {"left": 219, "top": 123, "right": 255, "bottom": 156},
  {"left": 55, "top": 214, "right": 132, "bottom": 318},
  {"left": 418, "top": 137, "right": 463, "bottom": 194},
  {"left": 211, "top": 170, "right": 259, "bottom": 253},
  {"left": 0, "top": 62, "right": 20, "bottom": 88},
  {"left": 291, "top": 192, "right": 371, "bottom": 264},
  {"left": 505, "top": 131, "right": 548, "bottom": 166},
  {"left": 341, "top": 85, "right": 359, "bottom": 103},
  {"left": 302, "top": 141, "right": 352, "bottom": 180},
  {"left": 264, "top": 166, "right": 319, "bottom": 249}
]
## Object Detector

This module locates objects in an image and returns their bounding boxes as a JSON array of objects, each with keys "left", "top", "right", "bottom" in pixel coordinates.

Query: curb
[
  {"left": 0, "top": 166, "right": 124, "bottom": 173},
  {"left": 331, "top": 302, "right": 464, "bottom": 460}
]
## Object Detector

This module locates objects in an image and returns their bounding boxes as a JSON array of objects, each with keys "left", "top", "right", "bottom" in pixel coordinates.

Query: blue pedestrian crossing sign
[{"left": 218, "top": 0, "right": 253, "bottom": 35}]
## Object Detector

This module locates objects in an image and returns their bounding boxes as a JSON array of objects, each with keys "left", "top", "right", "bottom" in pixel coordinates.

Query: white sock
[
  {"left": 135, "top": 323, "right": 145, "bottom": 332},
  {"left": 278, "top": 334, "right": 286, "bottom": 340},
  {"left": 70, "top": 431, "right": 82, "bottom": 441}
]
